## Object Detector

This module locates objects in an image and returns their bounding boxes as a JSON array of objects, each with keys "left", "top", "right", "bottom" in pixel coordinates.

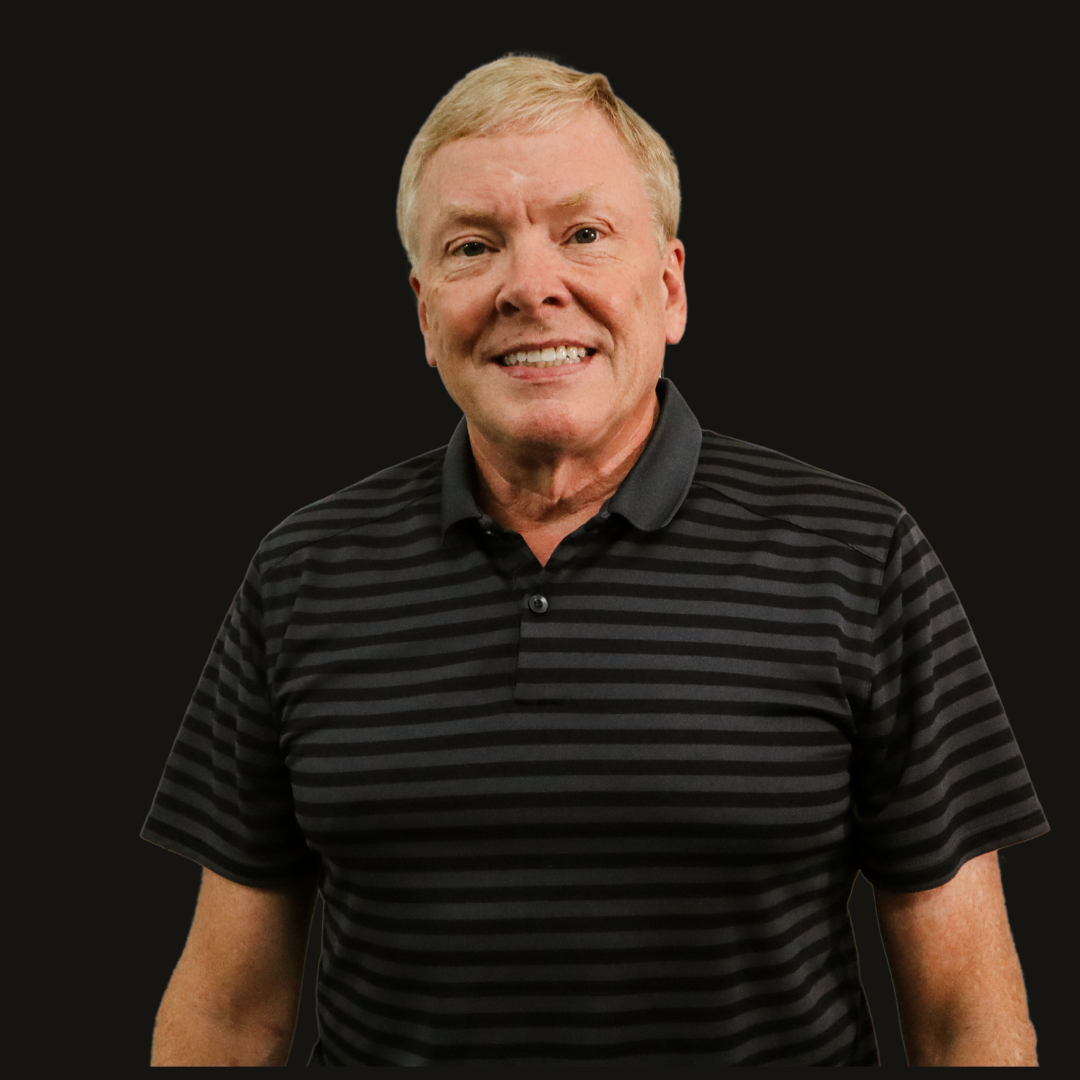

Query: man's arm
[
  {"left": 151, "top": 866, "right": 318, "bottom": 1066},
  {"left": 874, "top": 850, "right": 1037, "bottom": 1066}
]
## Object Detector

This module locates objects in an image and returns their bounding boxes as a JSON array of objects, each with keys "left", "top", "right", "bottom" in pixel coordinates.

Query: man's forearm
[
  {"left": 150, "top": 932, "right": 305, "bottom": 1068},
  {"left": 150, "top": 867, "right": 315, "bottom": 1066},
  {"left": 876, "top": 853, "right": 1038, "bottom": 1067},
  {"left": 898, "top": 1000, "right": 1037, "bottom": 1066},
  {"left": 151, "top": 981, "right": 299, "bottom": 1066}
]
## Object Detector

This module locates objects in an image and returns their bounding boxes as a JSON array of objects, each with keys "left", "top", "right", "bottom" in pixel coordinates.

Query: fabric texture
[{"left": 143, "top": 379, "right": 1047, "bottom": 1066}]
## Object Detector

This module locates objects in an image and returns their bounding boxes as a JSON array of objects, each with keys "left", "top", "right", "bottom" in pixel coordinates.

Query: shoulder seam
[
  {"left": 260, "top": 484, "right": 441, "bottom": 573},
  {"left": 689, "top": 478, "right": 893, "bottom": 565},
  {"left": 699, "top": 431, "right": 897, "bottom": 502}
]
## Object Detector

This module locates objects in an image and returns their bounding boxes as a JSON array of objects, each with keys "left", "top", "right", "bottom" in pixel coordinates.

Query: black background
[{"left": 60, "top": 10, "right": 1068, "bottom": 1068}]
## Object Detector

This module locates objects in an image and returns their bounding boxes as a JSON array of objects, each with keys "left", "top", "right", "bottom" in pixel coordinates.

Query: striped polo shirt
[{"left": 143, "top": 378, "right": 1047, "bottom": 1066}]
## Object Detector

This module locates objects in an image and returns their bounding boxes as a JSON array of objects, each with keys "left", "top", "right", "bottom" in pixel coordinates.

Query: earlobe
[
  {"left": 663, "top": 240, "right": 688, "bottom": 345},
  {"left": 420, "top": 315, "right": 438, "bottom": 369},
  {"left": 410, "top": 273, "right": 438, "bottom": 368},
  {"left": 411, "top": 276, "right": 427, "bottom": 330}
]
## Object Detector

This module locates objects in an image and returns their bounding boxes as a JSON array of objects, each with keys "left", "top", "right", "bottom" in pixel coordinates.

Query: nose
[{"left": 494, "top": 234, "right": 571, "bottom": 318}]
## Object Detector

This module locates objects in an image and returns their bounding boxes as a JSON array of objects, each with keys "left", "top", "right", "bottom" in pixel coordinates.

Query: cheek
[
  {"left": 607, "top": 271, "right": 665, "bottom": 338},
  {"left": 427, "top": 286, "right": 484, "bottom": 349}
]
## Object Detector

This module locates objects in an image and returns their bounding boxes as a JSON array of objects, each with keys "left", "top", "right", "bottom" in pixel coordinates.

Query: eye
[
  {"left": 571, "top": 227, "right": 599, "bottom": 244},
  {"left": 456, "top": 241, "right": 488, "bottom": 257}
]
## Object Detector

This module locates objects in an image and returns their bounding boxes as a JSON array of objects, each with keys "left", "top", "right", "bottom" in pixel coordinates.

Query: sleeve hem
[
  {"left": 141, "top": 824, "right": 318, "bottom": 890},
  {"left": 860, "top": 813, "right": 1049, "bottom": 893}
]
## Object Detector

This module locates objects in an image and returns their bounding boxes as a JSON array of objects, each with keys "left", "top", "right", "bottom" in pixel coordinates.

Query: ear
[
  {"left": 410, "top": 271, "right": 439, "bottom": 368},
  {"left": 662, "top": 239, "right": 688, "bottom": 346}
]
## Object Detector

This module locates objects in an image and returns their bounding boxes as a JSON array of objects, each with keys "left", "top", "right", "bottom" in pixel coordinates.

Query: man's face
[{"left": 410, "top": 107, "right": 687, "bottom": 459}]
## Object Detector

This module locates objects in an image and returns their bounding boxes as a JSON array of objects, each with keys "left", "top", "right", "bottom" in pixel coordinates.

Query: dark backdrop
[{"left": 66, "top": 13, "right": 1066, "bottom": 1068}]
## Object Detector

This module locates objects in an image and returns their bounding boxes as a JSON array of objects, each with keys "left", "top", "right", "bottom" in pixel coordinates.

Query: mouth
[{"left": 495, "top": 344, "right": 597, "bottom": 368}]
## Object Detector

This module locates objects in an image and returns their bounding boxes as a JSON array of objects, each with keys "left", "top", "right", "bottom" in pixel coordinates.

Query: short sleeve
[
  {"left": 141, "top": 558, "right": 314, "bottom": 886},
  {"left": 851, "top": 512, "right": 1048, "bottom": 891}
]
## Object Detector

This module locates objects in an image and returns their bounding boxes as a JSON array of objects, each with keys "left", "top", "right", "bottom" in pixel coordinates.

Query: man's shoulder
[
  {"left": 254, "top": 445, "right": 447, "bottom": 572},
  {"left": 692, "top": 430, "right": 906, "bottom": 563}
]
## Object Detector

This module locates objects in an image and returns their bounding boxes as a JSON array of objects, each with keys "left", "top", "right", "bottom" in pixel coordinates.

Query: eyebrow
[
  {"left": 554, "top": 186, "right": 601, "bottom": 210},
  {"left": 439, "top": 205, "right": 498, "bottom": 226},
  {"left": 438, "top": 187, "right": 604, "bottom": 226}
]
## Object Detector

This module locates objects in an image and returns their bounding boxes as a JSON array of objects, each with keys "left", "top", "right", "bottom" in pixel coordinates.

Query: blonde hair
[{"left": 397, "top": 55, "right": 680, "bottom": 268}]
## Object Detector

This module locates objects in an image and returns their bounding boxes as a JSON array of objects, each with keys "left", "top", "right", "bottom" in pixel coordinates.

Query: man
[{"left": 144, "top": 57, "right": 1047, "bottom": 1066}]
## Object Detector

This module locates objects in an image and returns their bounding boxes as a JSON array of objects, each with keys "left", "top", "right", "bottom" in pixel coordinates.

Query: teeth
[{"left": 503, "top": 346, "right": 588, "bottom": 367}]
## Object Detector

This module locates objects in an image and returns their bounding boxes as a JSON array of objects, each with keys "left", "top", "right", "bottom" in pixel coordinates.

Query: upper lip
[{"left": 489, "top": 340, "right": 595, "bottom": 359}]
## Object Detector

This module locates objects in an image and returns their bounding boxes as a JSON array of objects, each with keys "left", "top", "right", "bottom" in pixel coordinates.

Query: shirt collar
[
  {"left": 440, "top": 418, "right": 484, "bottom": 537},
  {"left": 440, "top": 377, "right": 703, "bottom": 538},
  {"left": 608, "top": 378, "right": 703, "bottom": 530}
]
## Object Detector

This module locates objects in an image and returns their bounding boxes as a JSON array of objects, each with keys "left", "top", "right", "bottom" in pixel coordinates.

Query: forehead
[{"left": 417, "top": 109, "right": 650, "bottom": 228}]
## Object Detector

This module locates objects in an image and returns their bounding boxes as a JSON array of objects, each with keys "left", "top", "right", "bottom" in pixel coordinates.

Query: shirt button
[{"left": 528, "top": 593, "right": 549, "bottom": 614}]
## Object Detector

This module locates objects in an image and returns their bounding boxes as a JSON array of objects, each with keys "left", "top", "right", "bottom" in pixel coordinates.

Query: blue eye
[
  {"left": 572, "top": 228, "right": 599, "bottom": 244},
  {"left": 458, "top": 242, "right": 487, "bottom": 257}
]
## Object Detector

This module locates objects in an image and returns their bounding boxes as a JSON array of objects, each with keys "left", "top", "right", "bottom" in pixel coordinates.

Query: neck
[{"left": 468, "top": 393, "right": 659, "bottom": 563}]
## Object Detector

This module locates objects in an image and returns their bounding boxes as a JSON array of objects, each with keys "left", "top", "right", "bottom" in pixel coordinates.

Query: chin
[{"left": 496, "top": 404, "right": 607, "bottom": 453}]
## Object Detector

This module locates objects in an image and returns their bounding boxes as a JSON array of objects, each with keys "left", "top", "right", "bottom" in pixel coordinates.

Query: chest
[{"left": 271, "top": 532, "right": 874, "bottom": 863}]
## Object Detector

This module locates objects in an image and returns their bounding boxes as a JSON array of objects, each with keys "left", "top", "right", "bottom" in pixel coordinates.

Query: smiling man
[
  {"left": 144, "top": 57, "right": 1047, "bottom": 1066},
  {"left": 408, "top": 98, "right": 686, "bottom": 566}
]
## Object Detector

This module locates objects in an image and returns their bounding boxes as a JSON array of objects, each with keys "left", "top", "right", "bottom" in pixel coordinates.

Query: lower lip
[{"left": 498, "top": 354, "right": 594, "bottom": 380}]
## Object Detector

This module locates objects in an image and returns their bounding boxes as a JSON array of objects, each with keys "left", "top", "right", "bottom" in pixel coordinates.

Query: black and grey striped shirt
[{"left": 143, "top": 379, "right": 1047, "bottom": 1066}]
